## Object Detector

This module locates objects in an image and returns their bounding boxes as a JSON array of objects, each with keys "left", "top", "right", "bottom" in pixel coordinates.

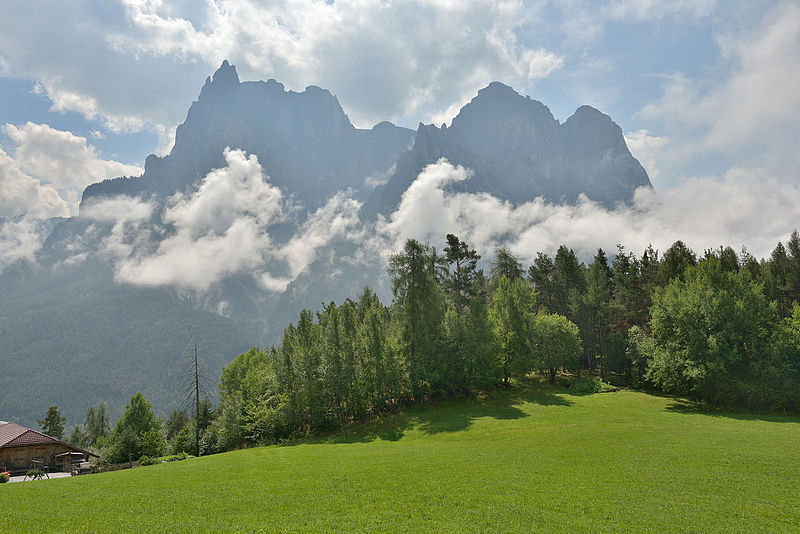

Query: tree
[
  {"left": 490, "top": 276, "right": 536, "bottom": 382},
  {"left": 528, "top": 252, "right": 556, "bottom": 312},
  {"left": 165, "top": 409, "right": 189, "bottom": 441},
  {"left": 787, "top": 231, "right": 800, "bottom": 306},
  {"left": 491, "top": 247, "right": 523, "bottom": 286},
  {"left": 772, "top": 303, "right": 800, "bottom": 411},
  {"left": 84, "top": 403, "right": 110, "bottom": 447},
  {"left": 765, "top": 241, "right": 793, "bottom": 317},
  {"left": 68, "top": 425, "right": 88, "bottom": 448},
  {"left": 643, "top": 258, "right": 778, "bottom": 408},
  {"left": 659, "top": 240, "right": 696, "bottom": 284},
  {"left": 552, "top": 245, "right": 585, "bottom": 318},
  {"left": 443, "top": 234, "right": 481, "bottom": 312},
  {"left": 109, "top": 392, "right": 164, "bottom": 462},
  {"left": 388, "top": 239, "right": 447, "bottom": 397},
  {"left": 531, "top": 313, "right": 582, "bottom": 384},
  {"left": 581, "top": 249, "right": 612, "bottom": 372},
  {"left": 37, "top": 406, "right": 66, "bottom": 440}
]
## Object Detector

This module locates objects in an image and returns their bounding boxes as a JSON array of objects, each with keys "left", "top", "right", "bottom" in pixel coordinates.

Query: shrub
[
  {"left": 570, "top": 377, "right": 617, "bottom": 394},
  {"left": 139, "top": 456, "right": 156, "bottom": 466},
  {"left": 0, "top": 471, "right": 10, "bottom": 483}
]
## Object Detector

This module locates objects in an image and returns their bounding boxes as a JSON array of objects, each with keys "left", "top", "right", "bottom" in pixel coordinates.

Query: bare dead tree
[{"left": 179, "top": 344, "right": 209, "bottom": 456}]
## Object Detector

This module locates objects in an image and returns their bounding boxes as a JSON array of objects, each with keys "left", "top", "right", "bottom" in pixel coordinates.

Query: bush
[
  {"left": 570, "top": 377, "right": 617, "bottom": 394},
  {"left": 0, "top": 471, "right": 10, "bottom": 483},
  {"left": 139, "top": 452, "right": 190, "bottom": 466}
]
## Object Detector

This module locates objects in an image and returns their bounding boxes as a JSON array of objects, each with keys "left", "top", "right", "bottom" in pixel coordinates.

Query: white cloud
[
  {"left": 110, "top": 148, "right": 362, "bottom": 292},
  {"left": 521, "top": 48, "right": 564, "bottom": 80},
  {"left": 0, "top": 218, "right": 52, "bottom": 271},
  {"left": 113, "top": 148, "right": 285, "bottom": 290},
  {"left": 82, "top": 195, "right": 154, "bottom": 224},
  {"left": 0, "top": 0, "right": 562, "bottom": 133},
  {"left": 379, "top": 158, "right": 472, "bottom": 253},
  {"left": 376, "top": 158, "right": 800, "bottom": 266},
  {"left": 0, "top": 147, "right": 69, "bottom": 219},
  {"left": 1, "top": 123, "right": 143, "bottom": 217},
  {"left": 636, "top": 3, "right": 800, "bottom": 181},
  {"left": 5, "top": 123, "right": 142, "bottom": 190},
  {"left": 624, "top": 129, "right": 668, "bottom": 183}
]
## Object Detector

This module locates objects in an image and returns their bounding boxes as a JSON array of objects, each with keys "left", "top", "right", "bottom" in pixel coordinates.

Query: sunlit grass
[{"left": 2, "top": 380, "right": 798, "bottom": 532}]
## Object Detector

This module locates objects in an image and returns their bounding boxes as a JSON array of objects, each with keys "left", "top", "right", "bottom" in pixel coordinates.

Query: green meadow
[{"left": 3, "top": 380, "right": 799, "bottom": 533}]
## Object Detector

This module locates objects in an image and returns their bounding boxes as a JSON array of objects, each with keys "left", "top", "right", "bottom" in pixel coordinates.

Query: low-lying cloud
[
  {"left": 3, "top": 153, "right": 798, "bottom": 294},
  {"left": 376, "top": 158, "right": 800, "bottom": 265},
  {"left": 92, "top": 148, "right": 362, "bottom": 292}
]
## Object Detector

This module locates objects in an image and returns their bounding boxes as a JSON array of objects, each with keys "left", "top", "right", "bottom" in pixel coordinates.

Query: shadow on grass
[
  {"left": 664, "top": 398, "right": 800, "bottom": 424},
  {"left": 289, "top": 378, "right": 573, "bottom": 446}
]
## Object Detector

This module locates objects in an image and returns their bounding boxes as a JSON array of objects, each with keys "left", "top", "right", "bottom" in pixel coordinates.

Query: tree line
[{"left": 53, "top": 231, "right": 800, "bottom": 460}]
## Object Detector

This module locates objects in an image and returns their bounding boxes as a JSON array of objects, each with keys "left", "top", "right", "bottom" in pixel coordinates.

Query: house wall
[{"left": 0, "top": 444, "right": 75, "bottom": 473}]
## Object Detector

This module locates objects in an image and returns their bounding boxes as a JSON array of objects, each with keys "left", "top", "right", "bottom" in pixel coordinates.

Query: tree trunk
[{"left": 549, "top": 367, "right": 556, "bottom": 385}]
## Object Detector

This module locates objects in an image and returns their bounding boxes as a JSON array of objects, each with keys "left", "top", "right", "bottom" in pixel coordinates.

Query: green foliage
[
  {"left": 37, "top": 406, "right": 66, "bottom": 440},
  {"left": 643, "top": 259, "right": 787, "bottom": 409},
  {"left": 490, "top": 276, "right": 537, "bottom": 382},
  {"left": 389, "top": 239, "right": 447, "bottom": 396},
  {"left": 531, "top": 313, "right": 582, "bottom": 384},
  {"left": 68, "top": 424, "right": 88, "bottom": 448},
  {"left": 170, "top": 421, "right": 195, "bottom": 455},
  {"left": 569, "top": 377, "right": 617, "bottom": 394},
  {"left": 83, "top": 403, "right": 110, "bottom": 448},
  {"left": 140, "top": 452, "right": 189, "bottom": 466},
  {"left": 490, "top": 247, "right": 524, "bottom": 285},
  {"left": 443, "top": 233, "right": 481, "bottom": 312},
  {"left": 107, "top": 392, "right": 164, "bottom": 463}
]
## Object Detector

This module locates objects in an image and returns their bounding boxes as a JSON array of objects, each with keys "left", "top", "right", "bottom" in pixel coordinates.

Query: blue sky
[{"left": 1, "top": 0, "right": 799, "bottom": 267}]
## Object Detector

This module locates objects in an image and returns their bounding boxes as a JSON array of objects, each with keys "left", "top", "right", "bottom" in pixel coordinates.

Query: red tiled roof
[
  {"left": 0, "top": 422, "right": 97, "bottom": 457},
  {"left": 0, "top": 422, "right": 30, "bottom": 447}
]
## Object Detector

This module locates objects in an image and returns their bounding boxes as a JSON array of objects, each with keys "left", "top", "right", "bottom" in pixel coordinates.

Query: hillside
[{"left": 2, "top": 381, "right": 798, "bottom": 532}]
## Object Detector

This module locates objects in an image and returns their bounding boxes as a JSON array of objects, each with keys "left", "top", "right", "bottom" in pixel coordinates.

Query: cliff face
[
  {"left": 363, "top": 82, "right": 650, "bottom": 216},
  {"left": 82, "top": 61, "right": 415, "bottom": 211}
]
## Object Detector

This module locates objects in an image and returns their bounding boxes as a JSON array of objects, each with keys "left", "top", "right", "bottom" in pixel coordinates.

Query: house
[{"left": 0, "top": 420, "right": 98, "bottom": 474}]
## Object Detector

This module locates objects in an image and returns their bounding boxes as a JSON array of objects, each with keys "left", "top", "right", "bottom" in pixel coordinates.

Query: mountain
[
  {"left": 363, "top": 82, "right": 650, "bottom": 216},
  {"left": 83, "top": 60, "right": 415, "bottom": 211},
  {"left": 0, "top": 63, "right": 650, "bottom": 427}
]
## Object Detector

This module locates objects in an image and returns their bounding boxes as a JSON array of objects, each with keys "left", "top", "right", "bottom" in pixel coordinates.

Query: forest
[{"left": 63, "top": 232, "right": 800, "bottom": 462}]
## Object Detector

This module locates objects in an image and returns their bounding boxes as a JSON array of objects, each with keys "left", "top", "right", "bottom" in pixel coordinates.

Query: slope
[{"left": 2, "top": 381, "right": 798, "bottom": 532}]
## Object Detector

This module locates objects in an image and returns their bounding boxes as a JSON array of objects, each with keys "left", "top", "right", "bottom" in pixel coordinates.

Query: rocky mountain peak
[{"left": 199, "top": 59, "right": 241, "bottom": 99}]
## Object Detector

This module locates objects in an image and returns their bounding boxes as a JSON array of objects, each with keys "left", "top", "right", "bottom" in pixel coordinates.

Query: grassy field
[{"left": 2, "top": 380, "right": 799, "bottom": 532}]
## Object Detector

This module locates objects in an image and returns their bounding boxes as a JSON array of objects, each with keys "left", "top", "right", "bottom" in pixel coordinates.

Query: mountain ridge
[{"left": 363, "top": 80, "right": 650, "bottom": 216}]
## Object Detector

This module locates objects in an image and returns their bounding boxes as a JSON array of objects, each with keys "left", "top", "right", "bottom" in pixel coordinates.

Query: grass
[{"left": 2, "top": 379, "right": 799, "bottom": 532}]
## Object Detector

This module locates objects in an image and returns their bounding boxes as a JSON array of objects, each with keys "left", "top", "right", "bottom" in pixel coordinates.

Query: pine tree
[
  {"left": 388, "top": 239, "right": 447, "bottom": 397},
  {"left": 443, "top": 234, "right": 481, "bottom": 312},
  {"left": 37, "top": 406, "right": 66, "bottom": 440},
  {"left": 491, "top": 247, "right": 523, "bottom": 286}
]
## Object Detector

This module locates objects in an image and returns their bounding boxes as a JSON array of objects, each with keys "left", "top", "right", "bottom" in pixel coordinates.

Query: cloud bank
[
  {"left": 377, "top": 159, "right": 800, "bottom": 265},
  {"left": 3, "top": 153, "right": 798, "bottom": 292},
  {"left": 85, "top": 148, "right": 362, "bottom": 292}
]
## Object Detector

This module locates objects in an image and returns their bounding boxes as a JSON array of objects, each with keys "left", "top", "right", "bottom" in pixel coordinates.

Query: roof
[{"left": 0, "top": 421, "right": 98, "bottom": 457}]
